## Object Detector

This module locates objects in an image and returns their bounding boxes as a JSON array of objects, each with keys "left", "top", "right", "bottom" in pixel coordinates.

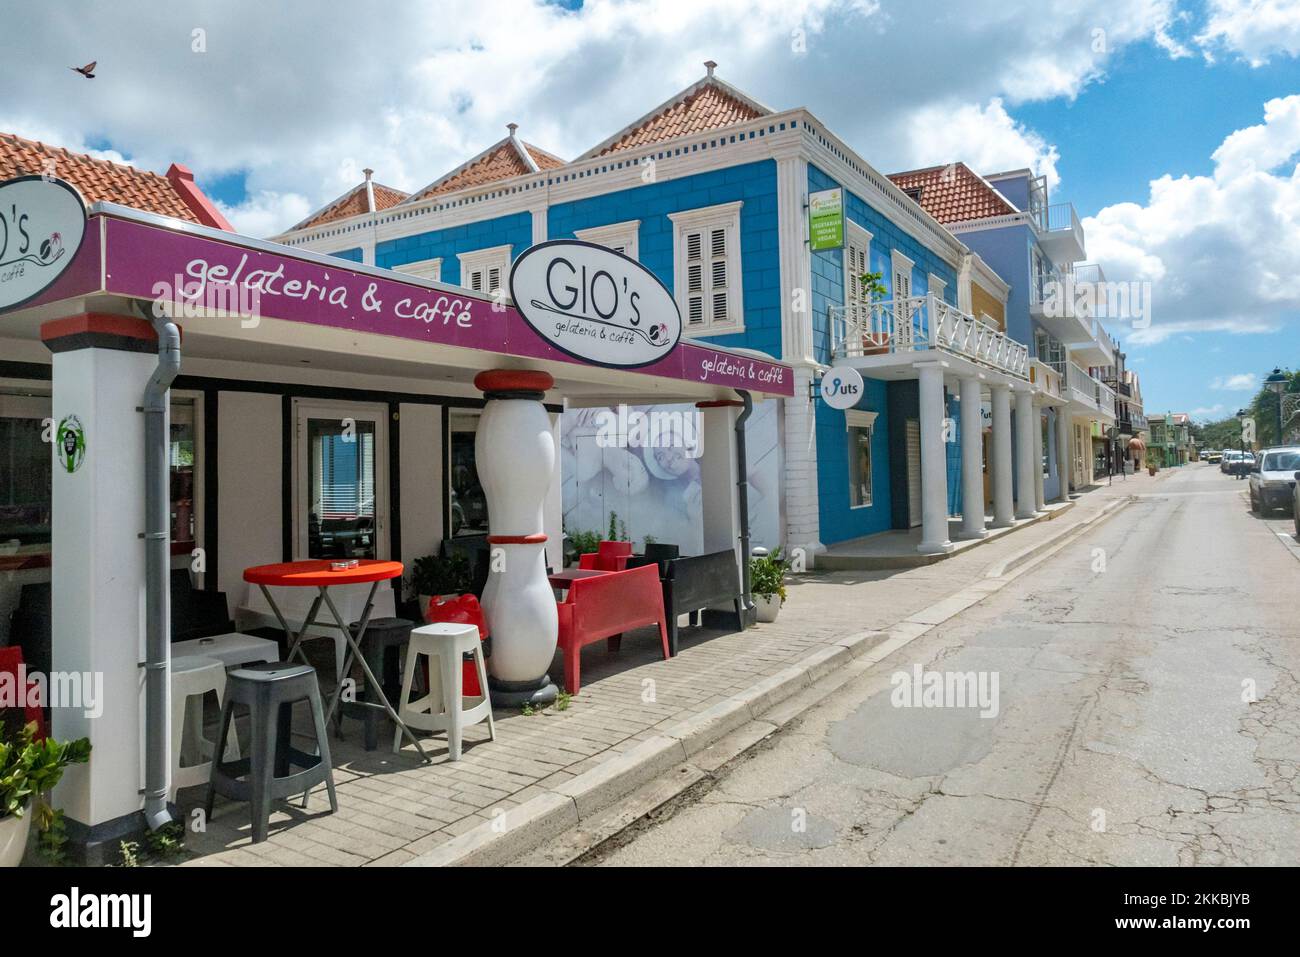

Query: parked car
[
  {"left": 1223, "top": 450, "right": 1254, "bottom": 476},
  {"left": 1249, "top": 447, "right": 1300, "bottom": 514},
  {"left": 1204, "top": 449, "right": 1223, "bottom": 464},
  {"left": 1294, "top": 472, "right": 1300, "bottom": 538}
]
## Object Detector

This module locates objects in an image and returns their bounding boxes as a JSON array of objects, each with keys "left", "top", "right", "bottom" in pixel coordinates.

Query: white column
[
  {"left": 917, "top": 361, "right": 953, "bottom": 554},
  {"left": 959, "top": 374, "right": 987, "bottom": 539},
  {"left": 699, "top": 403, "right": 741, "bottom": 559},
  {"left": 530, "top": 206, "right": 548, "bottom": 245},
  {"left": 46, "top": 317, "right": 156, "bottom": 858},
  {"left": 1014, "top": 388, "right": 1039, "bottom": 519},
  {"left": 1054, "top": 405, "right": 1071, "bottom": 501},
  {"left": 784, "top": 366, "right": 825, "bottom": 566},
  {"left": 474, "top": 370, "right": 559, "bottom": 707},
  {"left": 775, "top": 155, "right": 814, "bottom": 365},
  {"left": 1032, "top": 400, "right": 1046, "bottom": 511},
  {"left": 990, "top": 383, "right": 1015, "bottom": 528}
]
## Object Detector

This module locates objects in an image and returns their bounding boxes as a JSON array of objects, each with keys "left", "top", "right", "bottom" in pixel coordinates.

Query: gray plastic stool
[
  {"left": 339, "top": 617, "right": 415, "bottom": 750},
  {"left": 205, "top": 661, "right": 338, "bottom": 843}
]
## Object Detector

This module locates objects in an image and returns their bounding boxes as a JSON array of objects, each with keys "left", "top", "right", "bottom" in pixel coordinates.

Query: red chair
[
  {"left": 425, "top": 594, "right": 490, "bottom": 696},
  {"left": 0, "top": 646, "right": 46, "bottom": 740},
  {"left": 555, "top": 563, "right": 669, "bottom": 695},
  {"left": 577, "top": 540, "right": 634, "bottom": 571}
]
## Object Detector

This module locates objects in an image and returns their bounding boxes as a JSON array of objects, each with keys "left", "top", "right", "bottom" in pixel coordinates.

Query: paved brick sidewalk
[{"left": 177, "top": 477, "right": 1152, "bottom": 867}]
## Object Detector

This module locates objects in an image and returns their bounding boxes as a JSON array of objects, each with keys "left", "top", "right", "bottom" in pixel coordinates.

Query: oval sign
[
  {"left": 0, "top": 176, "right": 88, "bottom": 313},
  {"left": 509, "top": 240, "right": 682, "bottom": 368},
  {"left": 820, "top": 366, "right": 865, "bottom": 410}
]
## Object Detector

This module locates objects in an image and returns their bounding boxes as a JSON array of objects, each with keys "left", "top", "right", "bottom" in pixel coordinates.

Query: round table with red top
[{"left": 243, "top": 559, "right": 429, "bottom": 762}]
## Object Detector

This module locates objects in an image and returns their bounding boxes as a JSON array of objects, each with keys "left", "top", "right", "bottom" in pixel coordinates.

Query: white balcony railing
[
  {"left": 830, "top": 294, "right": 1029, "bottom": 379},
  {"left": 1066, "top": 361, "right": 1116, "bottom": 417}
]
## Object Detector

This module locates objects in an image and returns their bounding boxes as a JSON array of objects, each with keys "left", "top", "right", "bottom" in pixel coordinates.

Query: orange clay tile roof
[
  {"left": 887, "top": 163, "right": 1018, "bottom": 224},
  {"left": 593, "top": 82, "right": 765, "bottom": 156},
  {"left": 408, "top": 140, "right": 564, "bottom": 202},
  {"left": 0, "top": 131, "right": 200, "bottom": 222},
  {"left": 296, "top": 181, "right": 410, "bottom": 230}
]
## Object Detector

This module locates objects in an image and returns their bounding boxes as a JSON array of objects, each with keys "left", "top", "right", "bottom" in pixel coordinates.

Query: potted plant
[
  {"left": 749, "top": 547, "right": 792, "bottom": 623},
  {"left": 0, "top": 722, "right": 91, "bottom": 866},
  {"left": 406, "top": 552, "right": 471, "bottom": 613},
  {"left": 1147, "top": 458, "right": 1157, "bottom": 477},
  {"left": 563, "top": 528, "right": 601, "bottom": 568}
]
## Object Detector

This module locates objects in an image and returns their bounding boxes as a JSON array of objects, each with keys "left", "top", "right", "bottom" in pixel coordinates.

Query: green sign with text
[{"left": 808, "top": 188, "right": 844, "bottom": 252}]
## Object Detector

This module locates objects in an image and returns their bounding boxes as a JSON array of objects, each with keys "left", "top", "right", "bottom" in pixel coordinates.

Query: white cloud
[
  {"left": 1191, "top": 404, "right": 1227, "bottom": 417},
  {"left": 0, "top": 0, "right": 1195, "bottom": 235},
  {"left": 1196, "top": 0, "right": 1300, "bottom": 66},
  {"left": 1086, "top": 94, "right": 1300, "bottom": 343},
  {"left": 1211, "top": 373, "right": 1260, "bottom": 390}
]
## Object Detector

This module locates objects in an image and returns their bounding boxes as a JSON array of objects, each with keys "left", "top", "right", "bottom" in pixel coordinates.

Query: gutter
[{"left": 141, "top": 300, "right": 181, "bottom": 830}]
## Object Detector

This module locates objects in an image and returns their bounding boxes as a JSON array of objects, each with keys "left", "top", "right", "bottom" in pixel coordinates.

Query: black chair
[
  {"left": 9, "top": 581, "right": 52, "bottom": 679},
  {"left": 169, "top": 569, "right": 234, "bottom": 643},
  {"left": 637, "top": 549, "right": 745, "bottom": 656}
]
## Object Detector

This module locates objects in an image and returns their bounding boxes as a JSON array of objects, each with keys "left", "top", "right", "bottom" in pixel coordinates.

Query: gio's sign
[
  {"left": 509, "top": 240, "right": 682, "bottom": 368},
  {"left": 0, "top": 176, "right": 88, "bottom": 312},
  {"left": 820, "top": 366, "right": 864, "bottom": 410}
]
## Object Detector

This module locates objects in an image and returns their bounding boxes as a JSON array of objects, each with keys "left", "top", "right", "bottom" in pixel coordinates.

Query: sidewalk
[{"left": 178, "top": 477, "right": 1156, "bottom": 867}]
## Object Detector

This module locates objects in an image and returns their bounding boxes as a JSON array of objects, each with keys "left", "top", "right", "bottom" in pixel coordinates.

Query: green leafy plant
[
  {"left": 554, "top": 690, "right": 572, "bottom": 712},
  {"left": 520, "top": 702, "right": 536, "bottom": 717},
  {"left": 565, "top": 527, "right": 601, "bottom": 564},
  {"left": 0, "top": 722, "right": 92, "bottom": 845},
  {"left": 857, "top": 270, "right": 888, "bottom": 303},
  {"left": 406, "top": 552, "right": 471, "bottom": 598},
  {"left": 750, "top": 547, "right": 792, "bottom": 605},
  {"left": 119, "top": 840, "right": 140, "bottom": 868}
]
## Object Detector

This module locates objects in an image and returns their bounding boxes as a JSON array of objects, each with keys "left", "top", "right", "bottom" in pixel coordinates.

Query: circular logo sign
[
  {"left": 509, "top": 240, "right": 682, "bottom": 368},
  {"left": 0, "top": 176, "right": 88, "bottom": 312},
  {"left": 820, "top": 367, "right": 865, "bottom": 410},
  {"left": 56, "top": 415, "right": 86, "bottom": 474}
]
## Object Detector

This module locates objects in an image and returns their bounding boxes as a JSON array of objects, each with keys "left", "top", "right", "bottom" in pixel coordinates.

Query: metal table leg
[{"left": 320, "top": 584, "right": 430, "bottom": 763}]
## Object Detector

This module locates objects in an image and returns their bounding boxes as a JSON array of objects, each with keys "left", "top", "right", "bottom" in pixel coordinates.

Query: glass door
[{"left": 294, "top": 401, "right": 388, "bottom": 560}]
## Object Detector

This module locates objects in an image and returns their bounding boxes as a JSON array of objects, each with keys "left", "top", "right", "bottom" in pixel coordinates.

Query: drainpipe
[
  {"left": 142, "top": 301, "right": 181, "bottom": 830},
  {"left": 735, "top": 390, "right": 753, "bottom": 619}
]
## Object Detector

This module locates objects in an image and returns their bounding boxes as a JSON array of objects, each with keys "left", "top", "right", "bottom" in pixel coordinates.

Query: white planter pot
[
  {"left": 0, "top": 807, "right": 33, "bottom": 867},
  {"left": 753, "top": 594, "right": 782, "bottom": 623}
]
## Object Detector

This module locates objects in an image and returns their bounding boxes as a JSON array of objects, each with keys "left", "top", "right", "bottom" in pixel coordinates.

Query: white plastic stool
[
  {"left": 394, "top": 622, "right": 495, "bottom": 761},
  {"left": 170, "top": 655, "right": 238, "bottom": 799}
]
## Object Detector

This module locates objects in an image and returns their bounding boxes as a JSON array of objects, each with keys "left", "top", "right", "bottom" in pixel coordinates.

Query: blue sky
[{"left": 2, "top": 0, "right": 1297, "bottom": 422}]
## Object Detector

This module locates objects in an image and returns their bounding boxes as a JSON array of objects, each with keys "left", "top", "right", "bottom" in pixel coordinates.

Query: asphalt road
[{"left": 593, "top": 463, "right": 1300, "bottom": 866}]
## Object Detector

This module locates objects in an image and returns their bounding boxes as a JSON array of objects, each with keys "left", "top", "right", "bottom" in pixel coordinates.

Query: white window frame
[
  {"left": 844, "top": 221, "right": 874, "bottom": 323},
  {"left": 846, "top": 409, "right": 878, "bottom": 509},
  {"left": 574, "top": 220, "right": 640, "bottom": 261},
  {"left": 392, "top": 257, "right": 442, "bottom": 282},
  {"left": 927, "top": 273, "right": 947, "bottom": 305},
  {"left": 668, "top": 201, "right": 744, "bottom": 336},
  {"left": 457, "top": 244, "right": 513, "bottom": 297},
  {"left": 890, "top": 249, "right": 916, "bottom": 341}
]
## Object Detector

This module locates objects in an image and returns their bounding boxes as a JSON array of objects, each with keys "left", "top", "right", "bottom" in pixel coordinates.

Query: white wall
[
  {"left": 216, "top": 391, "right": 282, "bottom": 607},
  {"left": 398, "top": 402, "right": 443, "bottom": 574}
]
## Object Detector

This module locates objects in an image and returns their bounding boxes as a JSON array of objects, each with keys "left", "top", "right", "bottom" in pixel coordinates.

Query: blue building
[
  {"left": 890, "top": 164, "right": 1121, "bottom": 496},
  {"left": 277, "top": 63, "right": 1053, "bottom": 561}
]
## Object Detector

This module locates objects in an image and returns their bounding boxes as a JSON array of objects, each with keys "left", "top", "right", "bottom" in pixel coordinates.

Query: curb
[
  {"left": 984, "top": 495, "right": 1134, "bottom": 579},
  {"left": 404, "top": 491, "right": 1137, "bottom": 867}
]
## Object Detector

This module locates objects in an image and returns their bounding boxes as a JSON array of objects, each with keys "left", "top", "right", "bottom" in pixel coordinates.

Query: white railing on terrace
[
  {"left": 830, "top": 294, "right": 1029, "bottom": 379},
  {"left": 1046, "top": 202, "right": 1082, "bottom": 237},
  {"left": 1067, "top": 361, "right": 1116, "bottom": 414}
]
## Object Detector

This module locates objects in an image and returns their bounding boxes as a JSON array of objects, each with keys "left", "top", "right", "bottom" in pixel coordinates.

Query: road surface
[{"left": 591, "top": 463, "right": 1300, "bottom": 866}]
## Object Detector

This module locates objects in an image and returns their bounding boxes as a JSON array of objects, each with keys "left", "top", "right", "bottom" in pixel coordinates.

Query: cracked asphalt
[{"left": 593, "top": 464, "right": 1300, "bottom": 866}]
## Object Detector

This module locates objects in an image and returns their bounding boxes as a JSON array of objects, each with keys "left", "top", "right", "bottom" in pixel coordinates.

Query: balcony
[
  {"left": 829, "top": 294, "right": 1029, "bottom": 380},
  {"left": 1066, "top": 361, "right": 1117, "bottom": 422},
  {"left": 1030, "top": 267, "right": 1115, "bottom": 364},
  {"left": 1035, "top": 201, "right": 1086, "bottom": 266},
  {"left": 1030, "top": 357, "right": 1064, "bottom": 401}
]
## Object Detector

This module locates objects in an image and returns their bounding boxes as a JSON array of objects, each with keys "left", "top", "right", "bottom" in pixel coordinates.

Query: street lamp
[
  {"left": 1236, "top": 408, "right": 1248, "bottom": 480},
  {"left": 1264, "top": 367, "right": 1288, "bottom": 444}
]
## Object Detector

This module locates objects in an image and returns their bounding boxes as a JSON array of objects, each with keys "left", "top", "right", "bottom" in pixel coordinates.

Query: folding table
[{"left": 242, "top": 559, "right": 430, "bottom": 762}]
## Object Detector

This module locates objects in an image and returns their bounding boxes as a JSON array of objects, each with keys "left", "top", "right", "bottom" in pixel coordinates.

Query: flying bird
[{"left": 71, "top": 61, "right": 96, "bottom": 79}]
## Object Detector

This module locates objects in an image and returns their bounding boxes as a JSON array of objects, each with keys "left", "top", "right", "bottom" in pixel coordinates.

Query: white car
[{"left": 1249, "top": 447, "right": 1300, "bottom": 515}]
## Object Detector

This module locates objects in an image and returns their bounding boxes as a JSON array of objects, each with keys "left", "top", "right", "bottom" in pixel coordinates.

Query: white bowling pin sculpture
[{"left": 473, "top": 370, "right": 559, "bottom": 707}]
